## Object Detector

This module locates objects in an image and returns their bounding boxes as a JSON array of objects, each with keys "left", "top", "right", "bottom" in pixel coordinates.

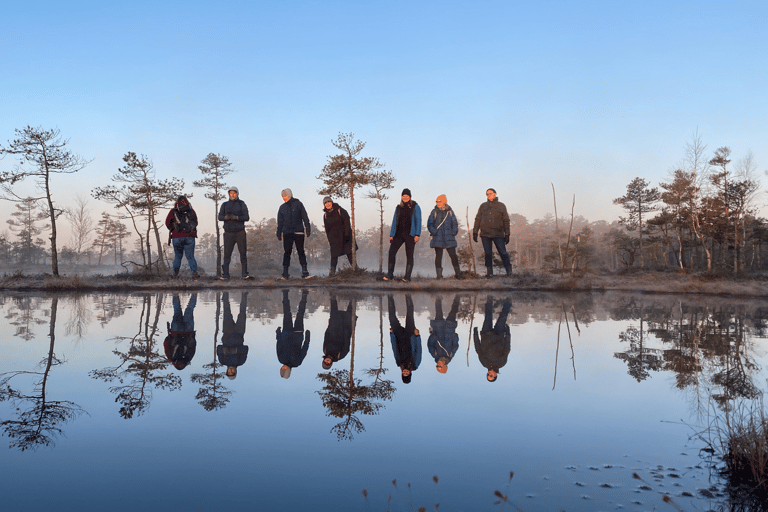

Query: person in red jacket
[{"left": 165, "top": 196, "right": 199, "bottom": 279}]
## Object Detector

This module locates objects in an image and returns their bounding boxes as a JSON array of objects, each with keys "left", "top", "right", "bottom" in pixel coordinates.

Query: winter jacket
[
  {"left": 389, "top": 201, "right": 422, "bottom": 238},
  {"left": 323, "top": 203, "right": 354, "bottom": 258},
  {"left": 218, "top": 198, "right": 250, "bottom": 233},
  {"left": 165, "top": 199, "right": 198, "bottom": 238},
  {"left": 473, "top": 327, "right": 511, "bottom": 372},
  {"left": 428, "top": 318, "right": 459, "bottom": 363},
  {"left": 276, "top": 330, "right": 310, "bottom": 368},
  {"left": 472, "top": 198, "right": 510, "bottom": 239},
  {"left": 390, "top": 331, "right": 422, "bottom": 371},
  {"left": 277, "top": 197, "right": 311, "bottom": 237},
  {"left": 427, "top": 205, "right": 458, "bottom": 248},
  {"left": 323, "top": 299, "right": 353, "bottom": 363}
]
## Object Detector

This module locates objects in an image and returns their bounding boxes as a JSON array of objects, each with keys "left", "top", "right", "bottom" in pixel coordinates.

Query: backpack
[{"left": 173, "top": 205, "right": 196, "bottom": 233}]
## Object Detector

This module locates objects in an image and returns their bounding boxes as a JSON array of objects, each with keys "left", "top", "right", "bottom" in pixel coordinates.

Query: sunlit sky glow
[{"left": 2, "top": 0, "right": 767, "bottom": 239}]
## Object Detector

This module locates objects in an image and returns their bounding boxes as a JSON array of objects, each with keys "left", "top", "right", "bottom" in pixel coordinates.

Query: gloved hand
[
  {"left": 472, "top": 233, "right": 478, "bottom": 243},
  {"left": 225, "top": 214, "right": 236, "bottom": 221},
  {"left": 277, "top": 235, "right": 282, "bottom": 241},
  {"left": 305, "top": 230, "right": 310, "bottom": 238},
  {"left": 504, "top": 235, "right": 510, "bottom": 245}
]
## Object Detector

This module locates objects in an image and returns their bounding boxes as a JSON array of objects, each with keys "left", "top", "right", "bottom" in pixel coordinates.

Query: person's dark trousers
[
  {"left": 222, "top": 230, "right": 248, "bottom": 277},
  {"left": 282, "top": 289, "right": 307, "bottom": 332},
  {"left": 481, "top": 236, "right": 511, "bottom": 270},
  {"left": 481, "top": 296, "right": 512, "bottom": 333},
  {"left": 388, "top": 294, "right": 415, "bottom": 337},
  {"left": 330, "top": 253, "right": 353, "bottom": 271},
  {"left": 387, "top": 235, "right": 416, "bottom": 276},
  {"left": 434, "top": 247, "right": 460, "bottom": 269},
  {"left": 282, "top": 233, "right": 307, "bottom": 268}
]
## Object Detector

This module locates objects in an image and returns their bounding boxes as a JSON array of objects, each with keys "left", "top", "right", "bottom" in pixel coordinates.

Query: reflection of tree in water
[
  {"left": 90, "top": 293, "right": 181, "bottom": 419},
  {"left": 0, "top": 297, "right": 86, "bottom": 451},
  {"left": 317, "top": 297, "right": 395, "bottom": 441},
  {"left": 4, "top": 295, "right": 47, "bottom": 341},
  {"left": 611, "top": 298, "right": 763, "bottom": 413},
  {"left": 614, "top": 309, "right": 664, "bottom": 382},
  {"left": 95, "top": 294, "right": 132, "bottom": 327},
  {"left": 64, "top": 294, "right": 92, "bottom": 339},
  {"left": 190, "top": 292, "right": 232, "bottom": 411}
]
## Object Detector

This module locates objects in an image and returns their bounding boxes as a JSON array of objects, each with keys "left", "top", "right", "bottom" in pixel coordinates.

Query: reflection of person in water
[
  {"left": 473, "top": 296, "right": 511, "bottom": 382},
  {"left": 428, "top": 295, "right": 460, "bottom": 374},
  {"left": 164, "top": 293, "right": 198, "bottom": 370},
  {"left": 322, "top": 295, "right": 354, "bottom": 369},
  {"left": 389, "top": 294, "right": 422, "bottom": 383},
  {"left": 276, "top": 289, "right": 310, "bottom": 379},
  {"left": 217, "top": 291, "right": 249, "bottom": 379}
]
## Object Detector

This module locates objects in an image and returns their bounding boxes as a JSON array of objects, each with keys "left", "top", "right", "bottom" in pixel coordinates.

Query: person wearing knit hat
[
  {"left": 276, "top": 289, "right": 310, "bottom": 379},
  {"left": 216, "top": 291, "right": 250, "bottom": 380},
  {"left": 165, "top": 196, "right": 200, "bottom": 279},
  {"left": 218, "top": 186, "right": 251, "bottom": 279},
  {"left": 322, "top": 196, "right": 355, "bottom": 276},
  {"left": 277, "top": 188, "right": 312, "bottom": 279},
  {"left": 383, "top": 189, "right": 421, "bottom": 282},
  {"left": 472, "top": 188, "right": 512, "bottom": 277},
  {"left": 427, "top": 194, "right": 461, "bottom": 279}
]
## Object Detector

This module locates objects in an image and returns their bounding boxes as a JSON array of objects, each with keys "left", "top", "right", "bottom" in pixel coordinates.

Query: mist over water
[{"left": 1, "top": 289, "right": 766, "bottom": 511}]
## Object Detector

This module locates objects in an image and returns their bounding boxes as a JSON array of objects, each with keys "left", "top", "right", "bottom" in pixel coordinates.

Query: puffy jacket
[
  {"left": 427, "top": 205, "right": 458, "bottom": 248},
  {"left": 218, "top": 199, "right": 250, "bottom": 233},
  {"left": 389, "top": 201, "right": 422, "bottom": 238}
]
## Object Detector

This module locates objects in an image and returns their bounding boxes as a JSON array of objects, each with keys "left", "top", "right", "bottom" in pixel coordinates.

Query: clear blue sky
[{"left": 2, "top": 0, "right": 767, "bottom": 238}]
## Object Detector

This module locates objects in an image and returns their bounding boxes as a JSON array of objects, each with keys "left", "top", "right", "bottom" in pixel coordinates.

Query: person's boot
[
  {"left": 383, "top": 263, "right": 395, "bottom": 281},
  {"left": 453, "top": 262, "right": 462, "bottom": 279},
  {"left": 280, "top": 266, "right": 290, "bottom": 280},
  {"left": 435, "top": 267, "right": 443, "bottom": 279},
  {"left": 301, "top": 265, "right": 310, "bottom": 278},
  {"left": 486, "top": 266, "right": 494, "bottom": 278},
  {"left": 402, "top": 264, "right": 413, "bottom": 282},
  {"left": 329, "top": 266, "right": 336, "bottom": 277},
  {"left": 505, "top": 264, "right": 513, "bottom": 277}
]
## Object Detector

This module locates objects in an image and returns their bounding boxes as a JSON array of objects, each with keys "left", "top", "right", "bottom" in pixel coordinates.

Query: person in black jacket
[
  {"left": 322, "top": 196, "right": 354, "bottom": 276},
  {"left": 276, "top": 289, "right": 310, "bottom": 379},
  {"left": 322, "top": 295, "right": 354, "bottom": 370},
  {"left": 276, "top": 188, "right": 312, "bottom": 279},
  {"left": 217, "top": 186, "right": 251, "bottom": 280},
  {"left": 217, "top": 291, "right": 249, "bottom": 379},
  {"left": 473, "top": 296, "right": 512, "bottom": 382}
]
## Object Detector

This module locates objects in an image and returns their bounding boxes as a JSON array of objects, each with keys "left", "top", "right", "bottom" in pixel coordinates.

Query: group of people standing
[{"left": 164, "top": 184, "right": 513, "bottom": 280}]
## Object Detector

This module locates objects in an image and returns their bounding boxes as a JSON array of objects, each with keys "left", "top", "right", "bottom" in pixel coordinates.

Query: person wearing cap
[
  {"left": 472, "top": 188, "right": 512, "bottom": 277},
  {"left": 217, "top": 186, "right": 251, "bottom": 279},
  {"left": 322, "top": 196, "right": 354, "bottom": 276},
  {"left": 216, "top": 291, "right": 249, "bottom": 379},
  {"left": 322, "top": 295, "right": 354, "bottom": 370},
  {"left": 473, "top": 296, "right": 511, "bottom": 382},
  {"left": 388, "top": 294, "right": 421, "bottom": 383},
  {"left": 276, "top": 289, "right": 310, "bottom": 379},
  {"left": 428, "top": 295, "right": 460, "bottom": 375},
  {"left": 383, "top": 188, "right": 421, "bottom": 282},
  {"left": 427, "top": 194, "right": 461, "bottom": 279},
  {"left": 165, "top": 195, "right": 199, "bottom": 279},
  {"left": 276, "top": 188, "right": 312, "bottom": 279}
]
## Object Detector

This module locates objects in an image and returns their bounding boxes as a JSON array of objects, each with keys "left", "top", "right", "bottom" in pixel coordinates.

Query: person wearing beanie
[
  {"left": 216, "top": 291, "right": 250, "bottom": 380},
  {"left": 383, "top": 188, "right": 422, "bottom": 282},
  {"left": 163, "top": 293, "right": 198, "bottom": 370},
  {"left": 217, "top": 186, "right": 251, "bottom": 279},
  {"left": 388, "top": 294, "right": 421, "bottom": 383},
  {"left": 165, "top": 196, "right": 200, "bottom": 279},
  {"left": 322, "top": 295, "right": 354, "bottom": 370},
  {"left": 472, "top": 188, "right": 512, "bottom": 277},
  {"left": 277, "top": 188, "right": 312, "bottom": 279},
  {"left": 427, "top": 194, "right": 461, "bottom": 279},
  {"left": 322, "top": 196, "right": 355, "bottom": 276}
]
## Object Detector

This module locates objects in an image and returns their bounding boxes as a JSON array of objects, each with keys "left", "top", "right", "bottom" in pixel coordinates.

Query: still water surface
[{"left": 1, "top": 289, "right": 766, "bottom": 511}]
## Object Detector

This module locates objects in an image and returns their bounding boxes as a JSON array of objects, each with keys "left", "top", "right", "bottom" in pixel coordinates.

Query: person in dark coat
[
  {"left": 388, "top": 294, "right": 422, "bottom": 383},
  {"left": 473, "top": 296, "right": 512, "bottom": 382},
  {"left": 472, "top": 188, "right": 512, "bottom": 277},
  {"left": 322, "top": 295, "right": 354, "bottom": 369},
  {"left": 164, "top": 293, "right": 197, "bottom": 370},
  {"left": 384, "top": 189, "right": 422, "bottom": 282},
  {"left": 217, "top": 291, "right": 249, "bottom": 379},
  {"left": 428, "top": 295, "right": 460, "bottom": 374},
  {"left": 427, "top": 194, "right": 461, "bottom": 279},
  {"left": 217, "top": 186, "right": 251, "bottom": 280},
  {"left": 276, "top": 188, "right": 312, "bottom": 279},
  {"left": 165, "top": 196, "right": 199, "bottom": 279},
  {"left": 276, "top": 289, "right": 310, "bottom": 379},
  {"left": 322, "top": 196, "right": 355, "bottom": 276}
]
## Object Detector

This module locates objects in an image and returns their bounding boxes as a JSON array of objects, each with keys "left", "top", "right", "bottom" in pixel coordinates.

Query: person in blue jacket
[
  {"left": 427, "top": 194, "right": 461, "bottom": 279},
  {"left": 388, "top": 294, "right": 421, "bottom": 383},
  {"left": 276, "top": 188, "right": 312, "bottom": 279},
  {"left": 383, "top": 189, "right": 421, "bottom": 282},
  {"left": 428, "top": 295, "right": 460, "bottom": 374}
]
